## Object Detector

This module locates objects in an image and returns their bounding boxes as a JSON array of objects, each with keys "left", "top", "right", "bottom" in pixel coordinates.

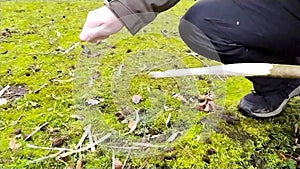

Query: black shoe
[{"left": 238, "top": 79, "right": 300, "bottom": 118}]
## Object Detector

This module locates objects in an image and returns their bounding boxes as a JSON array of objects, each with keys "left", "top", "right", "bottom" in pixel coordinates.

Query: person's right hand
[{"left": 79, "top": 6, "right": 124, "bottom": 43}]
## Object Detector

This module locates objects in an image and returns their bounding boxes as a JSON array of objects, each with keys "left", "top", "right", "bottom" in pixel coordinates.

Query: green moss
[{"left": 1, "top": 0, "right": 299, "bottom": 168}]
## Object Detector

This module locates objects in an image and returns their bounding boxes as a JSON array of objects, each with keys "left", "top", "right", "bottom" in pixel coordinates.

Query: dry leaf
[
  {"left": 132, "top": 95, "right": 142, "bottom": 104},
  {"left": 48, "top": 127, "right": 60, "bottom": 133},
  {"left": 114, "top": 159, "right": 123, "bottom": 169},
  {"left": 128, "top": 120, "right": 135, "bottom": 130},
  {"left": 76, "top": 158, "right": 83, "bottom": 169},
  {"left": 86, "top": 98, "right": 100, "bottom": 106},
  {"left": 0, "top": 98, "right": 8, "bottom": 106},
  {"left": 125, "top": 110, "right": 140, "bottom": 135},
  {"left": 296, "top": 156, "right": 300, "bottom": 162},
  {"left": 70, "top": 114, "right": 85, "bottom": 120},
  {"left": 52, "top": 136, "right": 68, "bottom": 147},
  {"left": 9, "top": 137, "right": 21, "bottom": 150}
]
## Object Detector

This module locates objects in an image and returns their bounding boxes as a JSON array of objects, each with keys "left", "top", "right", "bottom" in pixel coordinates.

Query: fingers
[{"left": 79, "top": 26, "right": 109, "bottom": 42}]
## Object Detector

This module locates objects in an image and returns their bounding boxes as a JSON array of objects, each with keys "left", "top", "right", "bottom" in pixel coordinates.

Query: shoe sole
[{"left": 239, "top": 85, "right": 300, "bottom": 118}]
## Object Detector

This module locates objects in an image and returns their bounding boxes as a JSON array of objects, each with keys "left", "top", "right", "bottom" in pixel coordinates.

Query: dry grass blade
[
  {"left": 62, "top": 42, "right": 80, "bottom": 55},
  {"left": 24, "top": 122, "right": 49, "bottom": 141},
  {"left": 26, "top": 150, "right": 64, "bottom": 165},
  {"left": 58, "top": 133, "right": 112, "bottom": 158},
  {"left": 87, "top": 126, "right": 96, "bottom": 152},
  {"left": 121, "top": 150, "right": 131, "bottom": 169},
  {"left": 75, "top": 124, "right": 90, "bottom": 149},
  {"left": 27, "top": 144, "right": 73, "bottom": 151},
  {"left": 165, "top": 113, "right": 172, "bottom": 127}
]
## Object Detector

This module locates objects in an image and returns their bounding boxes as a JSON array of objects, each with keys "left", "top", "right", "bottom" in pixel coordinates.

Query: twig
[
  {"left": 187, "top": 53, "right": 225, "bottom": 82},
  {"left": 0, "top": 120, "right": 6, "bottom": 130},
  {"left": 103, "top": 146, "right": 139, "bottom": 150},
  {"left": 26, "top": 150, "right": 64, "bottom": 165},
  {"left": 132, "top": 142, "right": 163, "bottom": 148},
  {"left": 61, "top": 42, "right": 81, "bottom": 55},
  {"left": 25, "top": 122, "right": 49, "bottom": 141},
  {"left": 27, "top": 144, "right": 73, "bottom": 151},
  {"left": 10, "top": 114, "right": 23, "bottom": 126},
  {"left": 87, "top": 126, "right": 96, "bottom": 152},
  {"left": 0, "top": 85, "right": 10, "bottom": 97},
  {"left": 122, "top": 150, "right": 131, "bottom": 169},
  {"left": 165, "top": 113, "right": 172, "bottom": 127},
  {"left": 58, "top": 133, "right": 112, "bottom": 158},
  {"left": 33, "top": 83, "right": 47, "bottom": 94},
  {"left": 51, "top": 78, "right": 75, "bottom": 83},
  {"left": 112, "top": 150, "right": 115, "bottom": 169},
  {"left": 117, "top": 64, "right": 123, "bottom": 76},
  {"left": 75, "top": 124, "right": 90, "bottom": 149}
]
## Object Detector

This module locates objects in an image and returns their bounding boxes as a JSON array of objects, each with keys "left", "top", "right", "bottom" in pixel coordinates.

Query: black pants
[{"left": 179, "top": 0, "right": 300, "bottom": 92}]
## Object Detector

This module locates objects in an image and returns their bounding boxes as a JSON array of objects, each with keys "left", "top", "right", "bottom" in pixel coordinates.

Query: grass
[{"left": 1, "top": 0, "right": 300, "bottom": 168}]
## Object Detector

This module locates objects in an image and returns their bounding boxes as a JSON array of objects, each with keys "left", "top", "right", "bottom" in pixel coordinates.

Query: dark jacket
[
  {"left": 106, "top": 0, "right": 300, "bottom": 35},
  {"left": 106, "top": 0, "right": 180, "bottom": 35}
]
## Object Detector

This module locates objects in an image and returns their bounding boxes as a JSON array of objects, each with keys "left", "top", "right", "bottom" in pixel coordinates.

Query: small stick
[
  {"left": 87, "top": 126, "right": 96, "bottom": 152},
  {"left": 24, "top": 122, "right": 49, "bottom": 141},
  {"left": 0, "top": 85, "right": 10, "bottom": 97},
  {"left": 112, "top": 150, "right": 115, "bottom": 169},
  {"left": 10, "top": 114, "right": 23, "bottom": 126},
  {"left": 26, "top": 150, "right": 64, "bottom": 165},
  {"left": 51, "top": 78, "right": 75, "bottom": 83},
  {"left": 61, "top": 42, "right": 81, "bottom": 55},
  {"left": 165, "top": 113, "right": 172, "bottom": 127},
  {"left": 33, "top": 83, "right": 47, "bottom": 94},
  {"left": 75, "top": 124, "right": 91, "bottom": 149},
  {"left": 27, "top": 144, "right": 73, "bottom": 151},
  {"left": 104, "top": 146, "right": 139, "bottom": 150},
  {"left": 58, "top": 133, "right": 111, "bottom": 158},
  {"left": 122, "top": 150, "right": 131, "bottom": 169},
  {"left": 149, "top": 63, "right": 300, "bottom": 79},
  {"left": 132, "top": 142, "right": 163, "bottom": 148}
]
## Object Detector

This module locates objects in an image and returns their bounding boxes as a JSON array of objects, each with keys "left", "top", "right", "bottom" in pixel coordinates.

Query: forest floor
[{"left": 1, "top": 1, "right": 300, "bottom": 168}]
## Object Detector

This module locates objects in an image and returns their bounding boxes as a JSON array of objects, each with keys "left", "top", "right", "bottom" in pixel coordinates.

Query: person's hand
[{"left": 79, "top": 6, "right": 124, "bottom": 42}]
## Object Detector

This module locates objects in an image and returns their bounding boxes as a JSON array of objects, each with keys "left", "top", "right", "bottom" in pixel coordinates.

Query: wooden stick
[
  {"left": 0, "top": 85, "right": 10, "bottom": 97},
  {"left": 24, "top": 122, "right": 49, "bottom": 141},
  {"left": 61, "top": 42, "right": 81, "bottom": 55},
  {"left": 26, "top": 150, "right": 64, "bottom": 165},
  {"left": 87, "top": 126, "right": 96, "bottom": 152},
  {"left": 122, "top": 150, "right": 131, "bottom": 169},
  {"left": 149, "top": 63, "right": 300, "bottom": 79},
  {"left": 75, "top": 124, "right": 90, "bottom": 149},
  {"left": 58, "top": 133, "right": 111, "bottom": 158},
  {"left": 27, "top": 144, "right": 73, "bottom": 151}
]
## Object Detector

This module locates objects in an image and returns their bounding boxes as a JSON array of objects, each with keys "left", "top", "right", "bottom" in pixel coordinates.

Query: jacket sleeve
[{"left": 105, "top": 0, "right": 180, "bottom": 35}]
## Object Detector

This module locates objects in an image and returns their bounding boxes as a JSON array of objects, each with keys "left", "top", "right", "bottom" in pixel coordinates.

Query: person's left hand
[{"left": 79, "top": 6, "right": 124, "bottom": 42}]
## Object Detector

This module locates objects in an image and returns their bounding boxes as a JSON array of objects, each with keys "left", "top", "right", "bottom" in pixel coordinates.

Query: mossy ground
[{"left": 1, "top": 1, "right": 299, "bottom": 168}]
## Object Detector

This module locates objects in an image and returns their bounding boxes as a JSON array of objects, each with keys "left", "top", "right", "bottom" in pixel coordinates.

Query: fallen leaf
[
  {"left": 114, "top": 159, "right": 123, "bottom": 169},
  {"left": 70, "top": 114, "right": 85, "bottom": 120},
  {"left": 279, "top": 153, "right": 287, "bottom": 160},
  {"left": 128, "top": 120, "right": 135, "bottom": 130},
  {"left": 296, "top": 156, "right": 300, "bottom": 162},
  {"left": 172, "top": 93, "right": 189, "bottom": 105},
  {"left": 0, "top": 98, "right": 8, "bottom": 106},
  {"left": 52, "top": 135, "right": 68, "bottom": 147},
  {"left": 125, "top": 111, "right": 140, "bottom": 135},
  {"left": 76, "top": 158, "right": 83, "bottom": 169},
  {"left": 48, "top": 127, "right": 60, "bottom": 133},
  {"left": 13, "top": 128, "right": 21, "bottom": 135},
  {"left": 86, "top": 98, "right": 100, "bottom": 106},
  {"left": 9, "top": 137, "right": 21, "bottom": 150},
  {"left": 132, "top": 95, "right": 142, "bottom": 104}
]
